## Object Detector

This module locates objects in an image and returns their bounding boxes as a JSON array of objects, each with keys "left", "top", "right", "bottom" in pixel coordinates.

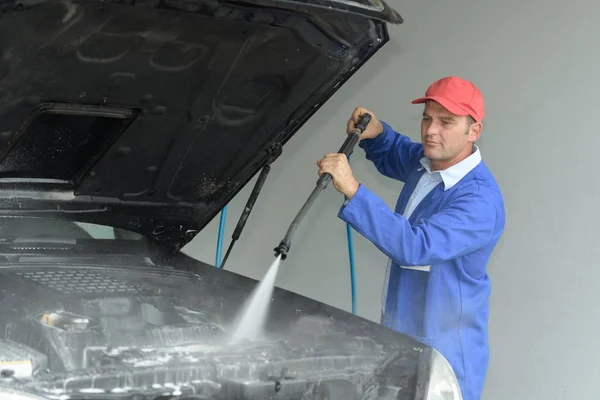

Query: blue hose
[
  {"left": 345, "top": 211, "right": 357, "bottom": 315},
  {"left": 345, "top": 154, "right": 357, "bottom": 315},
  {"left": 216, "top": 205, "right": 227, "bottom": 268}
]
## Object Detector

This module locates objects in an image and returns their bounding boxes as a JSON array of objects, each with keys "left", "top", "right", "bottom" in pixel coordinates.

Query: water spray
[{"left": 273, "top": 113, "right": 372, "bottom": 261}]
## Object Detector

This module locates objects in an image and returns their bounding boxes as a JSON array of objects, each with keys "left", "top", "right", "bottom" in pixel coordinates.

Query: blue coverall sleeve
[
  {"left": 358, "top": 120, "right": 423, "bottom": 182},
  {"left": 338, "top": 184, "right": 499, "bottom": 266}
]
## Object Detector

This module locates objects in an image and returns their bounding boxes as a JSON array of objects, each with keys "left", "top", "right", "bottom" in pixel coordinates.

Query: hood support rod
[
  {"left": 273, "top": 113, "right": 372, "bottom": 261},
  {"left": 220, "top": 143, "right": 282, "bottom": 270}
]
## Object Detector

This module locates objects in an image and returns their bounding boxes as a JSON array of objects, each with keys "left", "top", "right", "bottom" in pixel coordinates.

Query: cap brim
[{"left": 411, "top": 96, "right": 470, "bottom": 117}]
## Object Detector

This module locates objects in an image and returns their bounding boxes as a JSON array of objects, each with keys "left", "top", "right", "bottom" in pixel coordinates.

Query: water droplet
[
  {"left": 116, "top": 146, "right": 131, "bottom": 156},
  {"left": 153, "top": 105, "right": 167, "bottom": 115}
]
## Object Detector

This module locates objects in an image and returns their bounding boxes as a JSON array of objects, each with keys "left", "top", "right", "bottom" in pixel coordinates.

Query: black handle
[
  {"left": 317, "top": 113, "right": 372, "bottom": 188},
  {"left": 339, "top": 113, "right": 372, "bottom": 155}
]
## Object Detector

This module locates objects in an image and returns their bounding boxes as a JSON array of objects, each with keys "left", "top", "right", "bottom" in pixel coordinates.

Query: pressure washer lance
[{"left": 273, "top": 113, "right": 372, "bottom": 261}]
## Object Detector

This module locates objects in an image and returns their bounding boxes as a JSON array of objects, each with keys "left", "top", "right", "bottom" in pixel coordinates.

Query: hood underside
[{"left": 0, "top": 0, "right": 402, "bottom": 251}]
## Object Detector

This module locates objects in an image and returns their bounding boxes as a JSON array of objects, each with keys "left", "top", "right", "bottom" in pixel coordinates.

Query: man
[{"left": 316, "top": 76, "right": 505, "bottom": 400}]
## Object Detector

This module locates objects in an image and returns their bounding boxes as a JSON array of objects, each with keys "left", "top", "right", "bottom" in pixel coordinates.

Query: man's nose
[{"left": 425, "top": 120, "right": 439, "bottom": 135}]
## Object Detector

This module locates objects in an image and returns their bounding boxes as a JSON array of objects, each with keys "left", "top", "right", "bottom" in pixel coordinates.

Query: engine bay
[{"left": 0, "top": 260, "right": 428, "bottom": 399}]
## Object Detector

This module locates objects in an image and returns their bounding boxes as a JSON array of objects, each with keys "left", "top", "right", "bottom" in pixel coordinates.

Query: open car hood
[{"left": 0, "top": 0, "right": 402, "bottom": 251}]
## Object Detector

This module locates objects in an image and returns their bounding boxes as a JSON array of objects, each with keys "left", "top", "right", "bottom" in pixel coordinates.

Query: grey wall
[{"left": 183, "top": 1, "right": 600, "bottom": 399}]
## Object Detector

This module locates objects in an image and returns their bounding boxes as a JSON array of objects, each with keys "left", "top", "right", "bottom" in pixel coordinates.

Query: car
[{"left": 0, "top": 0, "right": 463, "bottom": 399}]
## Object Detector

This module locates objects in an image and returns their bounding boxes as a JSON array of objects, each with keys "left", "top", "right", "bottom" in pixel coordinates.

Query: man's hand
[
  {"left": 347, "top": 106, "right": 384, "bottom": 141},
  {"left": 317, "top": 153, "right": 360, "bottom": 199}
]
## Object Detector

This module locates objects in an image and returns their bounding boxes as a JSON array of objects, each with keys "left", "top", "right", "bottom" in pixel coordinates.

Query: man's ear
[{"left": 468, "top": 122, "right": 482, "bottom": 142}]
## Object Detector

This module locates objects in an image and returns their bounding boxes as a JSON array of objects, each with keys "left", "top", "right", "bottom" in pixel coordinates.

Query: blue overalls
[{"left": 338, "top": 121, "right": 505, "bottom": 400}]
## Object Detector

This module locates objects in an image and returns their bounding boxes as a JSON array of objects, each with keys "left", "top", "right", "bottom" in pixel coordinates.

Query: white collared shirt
[{"left": 403, "top": 145, "right": 482, "bottom": 220}]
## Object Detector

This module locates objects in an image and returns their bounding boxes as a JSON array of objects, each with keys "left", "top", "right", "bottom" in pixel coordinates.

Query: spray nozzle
[{"left": 273, "top": 241, "right": 289, "bottom": 260}]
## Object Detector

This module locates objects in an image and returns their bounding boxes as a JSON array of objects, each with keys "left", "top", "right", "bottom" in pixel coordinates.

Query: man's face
[{"left": 420, "top": 100, "right": 481, "bottom": 170}]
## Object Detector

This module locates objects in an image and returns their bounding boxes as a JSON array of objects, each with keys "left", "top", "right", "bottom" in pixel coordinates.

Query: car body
[{"left": 0, "top": 0, "right": 462, "bottom": 399}]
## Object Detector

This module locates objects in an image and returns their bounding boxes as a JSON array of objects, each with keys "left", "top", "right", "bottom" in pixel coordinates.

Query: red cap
[{"left": 411, "top": 76, "right": 485, "bottom": 122}]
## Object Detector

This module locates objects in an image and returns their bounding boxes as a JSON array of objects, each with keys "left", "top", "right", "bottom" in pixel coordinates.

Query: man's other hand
[
  {"left": 317, "top": 153, "right": 360, "bottom": 199},
  {"left": 347, "top": 106, "right": 384, "bottom": 141}
]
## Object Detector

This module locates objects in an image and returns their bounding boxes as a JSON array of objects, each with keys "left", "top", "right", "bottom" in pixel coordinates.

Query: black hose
[{"left": 274, "top": 113, "right": 372, "bottom": 260}]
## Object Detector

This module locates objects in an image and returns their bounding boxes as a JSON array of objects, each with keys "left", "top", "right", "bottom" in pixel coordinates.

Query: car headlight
[{"left": 425, "top": 348, "right": 463, "bottom": 400}]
